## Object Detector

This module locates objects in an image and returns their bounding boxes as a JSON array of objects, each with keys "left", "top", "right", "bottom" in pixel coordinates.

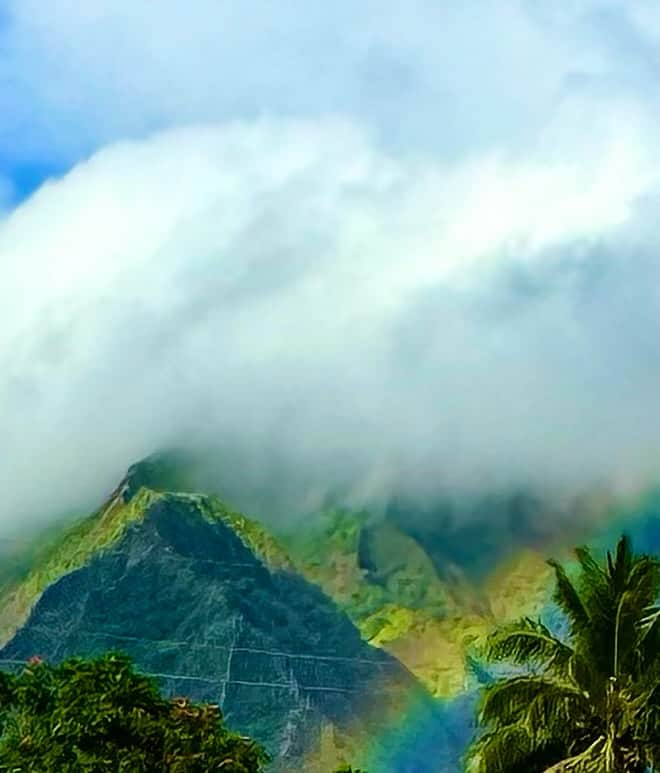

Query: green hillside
[
  {"left": 0, "top": 453, "right": 562, "bottom": 702},
  {"left": 2, "top": 453, "right": 657, "bottom": 769},
  {"left": 277, "top": 508, "right": 554, "bottom": 697},
  {"left": 0, "top": 473, "right": 445, "bottom": 771}
]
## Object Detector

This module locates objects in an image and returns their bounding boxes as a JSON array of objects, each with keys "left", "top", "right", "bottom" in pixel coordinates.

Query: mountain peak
[{"left": 0, "top": 473, "right": 453, "bottom": 770}]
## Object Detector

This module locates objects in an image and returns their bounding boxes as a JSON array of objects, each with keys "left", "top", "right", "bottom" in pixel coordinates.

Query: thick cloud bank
[
  {"left": 2, "top": 0, "right": 660, "bottom": 164},
  {"left": 2, "top": 115, "right": 660, "bottom": 529}
]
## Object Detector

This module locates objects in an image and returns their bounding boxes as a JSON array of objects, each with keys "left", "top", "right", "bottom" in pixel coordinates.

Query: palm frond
[
  {"left": 611, "top": 534, "right": 633, "bottom": 593},
  {"left": 542, "top": 735, "right": 607, "bottom": 772},
  {"left": 634, "top": 681, "right": 660, "bottom": 768},
  {"left": 479, "top": 675, "right": 589, "bottom": 730},
  {"left": 466, "top": 724, "right": 547, "bottom": 773},
  {"left": 626, "top": 557, "right": 660, "bottom": 609},
  {"left": 526, "top": 685, "right": 597, "bottom": 745},
  {"left": 573, "top": 546, "right": 605, "bottom": 585},
  {"left": 566, "top": 654, "right": 604, "bottom": 705},
  {"left": 639, "top": 604, "right": 659, "bottom": 637},
  {"left": 547, "top": 560, "right": 589, "bottom": 637},
  {"left": 573, "top": 546, "right": 610, "bottom": 619},
  {"left": 485, "top": 618, "right": 574, "bottom": 673},
  {"left": 612, "top": 558, "right": 660, "bottom": 676}
]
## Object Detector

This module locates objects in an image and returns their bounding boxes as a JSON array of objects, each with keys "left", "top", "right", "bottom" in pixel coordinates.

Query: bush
[{"left": 0, "top": 652, "right": 269, "bottom": 772}]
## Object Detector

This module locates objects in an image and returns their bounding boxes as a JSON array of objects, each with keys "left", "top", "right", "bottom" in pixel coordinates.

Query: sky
[{"left": 3, "top": 1, "right": 660, "bottom": 530}]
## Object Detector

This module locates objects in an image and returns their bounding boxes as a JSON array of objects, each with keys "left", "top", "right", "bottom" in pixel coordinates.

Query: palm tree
[{"left": 466, "top": 535, "right": 659, "bottom": 772}]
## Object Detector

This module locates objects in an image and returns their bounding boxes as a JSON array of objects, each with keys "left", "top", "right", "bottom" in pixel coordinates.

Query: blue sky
[{"left": 3, "top": 1, "right": 660, "bottom": 529}]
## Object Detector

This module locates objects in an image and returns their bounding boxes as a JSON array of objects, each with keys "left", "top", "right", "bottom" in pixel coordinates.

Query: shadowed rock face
[
  {"left": 0, "top": 492, "right": 462, "bottom": 771},
  {"left": 384, "top": 493, "right": 549, "bottom": 582}
]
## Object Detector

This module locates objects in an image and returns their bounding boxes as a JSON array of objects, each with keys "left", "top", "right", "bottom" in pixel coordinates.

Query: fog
[
  {"left": 2, "top": 1, "right": 660, "bottom": 533},
  {"left": 0, "top": 113, "right": 659, "bottom": 531}
]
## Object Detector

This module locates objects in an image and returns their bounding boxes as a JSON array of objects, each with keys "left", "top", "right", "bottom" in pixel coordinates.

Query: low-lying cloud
[{"left": 2, "top": 111, "right": 660, "bottom": 531}]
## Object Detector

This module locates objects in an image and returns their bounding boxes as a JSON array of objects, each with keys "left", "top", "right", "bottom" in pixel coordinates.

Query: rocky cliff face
[{"left": 0, "top": 477, "right": 462, "bottom": 771}]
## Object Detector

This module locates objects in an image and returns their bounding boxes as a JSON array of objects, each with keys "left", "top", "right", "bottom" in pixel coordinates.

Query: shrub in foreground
[{"left": 0, "top": 652, "right": 268, "bottom": 772}]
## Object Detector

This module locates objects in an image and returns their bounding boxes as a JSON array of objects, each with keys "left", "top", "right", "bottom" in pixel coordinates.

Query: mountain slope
[
  {"left": 4, "top": 453, "right": 657, "bottom": 769},
  {"left": 277, "top": 507, "right": 553, "bottom": 697},
  {"left": 95, "top": 454, "right": 556, "bottom": 699},
  {"left": 0, "top": 473, "right": 459, "bottom": 771}
]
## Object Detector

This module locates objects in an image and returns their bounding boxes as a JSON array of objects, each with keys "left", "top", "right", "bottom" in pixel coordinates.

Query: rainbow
[
  {"left": 357, "top": 688, "right": 476, "bottom": 772},
  {"left": 315, "top": 487, "right": 660, "bottom": 772}
]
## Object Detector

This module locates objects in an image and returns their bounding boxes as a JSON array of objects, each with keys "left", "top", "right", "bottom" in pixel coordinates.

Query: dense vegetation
[
  {"left": 278, "top": 507, "right": 552, "bottom": 698},
  {"left": 467, "top": 535, "right": 659, "bottom": 772},
  {"left": 0, "top": 652, "right": 268, "bottom": 772},
  {"left": 0, "top": 453, "right": 657, "bottom": 771}
]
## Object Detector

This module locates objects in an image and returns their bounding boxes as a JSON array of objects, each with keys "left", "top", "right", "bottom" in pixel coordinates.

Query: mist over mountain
[
  {"left": 3, "top": 2, "right": 660, "bottom": 539},
  {"left": 3, "top": 454, "right": 653, "bottom": 768},
  {"left": 2, "top": 119, "right": 660, "bottom": 537},
  {"left": 2, "top": 6, "right": 660, "bottom": 772}
]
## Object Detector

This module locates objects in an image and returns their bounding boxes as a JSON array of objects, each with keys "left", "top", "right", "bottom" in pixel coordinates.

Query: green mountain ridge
[
  {"left": 276, "top": 507, "right": 554, "bottom": 698},
  {"left": 0, "top": 454, "right": 562, "bottom": 703},
  {"left": 115, "top": 454, "right": 558, "bottom": 697},
  {"left": 2, "top": 453, "right": 658, "bottom": 770},
  {"left": 0, "top": 467, "right": 456, "bottom": 772}
]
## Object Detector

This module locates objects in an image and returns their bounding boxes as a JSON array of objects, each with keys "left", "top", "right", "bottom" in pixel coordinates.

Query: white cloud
[
  {"left": 1, "top": 112, "right": 660, "bottom": 530},
  {"left": 2, "top": 1, "right": 660, "bottom": 529},
  {"left": 0, "top": 0, "right": 650, "bottom": 163}
]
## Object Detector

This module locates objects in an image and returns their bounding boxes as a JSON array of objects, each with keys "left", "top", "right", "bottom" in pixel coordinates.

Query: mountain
[
  {"left": 275, "top": 485, "right": 658, "bottom": 700},
  {"left": 276, "top": 505, "right": 553, "bottom": 699},
  {"left": 2, "top": 452, "right": 658, "bottom": 770},
  {"left": 0, "top": 464, "right": 466, "bottom": 772}
]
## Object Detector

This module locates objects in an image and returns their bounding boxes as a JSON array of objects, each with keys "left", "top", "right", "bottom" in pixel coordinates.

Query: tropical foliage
[
  {"left": 467, "top": 535, "right": 660, "bottom": 772},
  {"left": 0, "top": 652, "right": 268, "bottom": 771}
]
